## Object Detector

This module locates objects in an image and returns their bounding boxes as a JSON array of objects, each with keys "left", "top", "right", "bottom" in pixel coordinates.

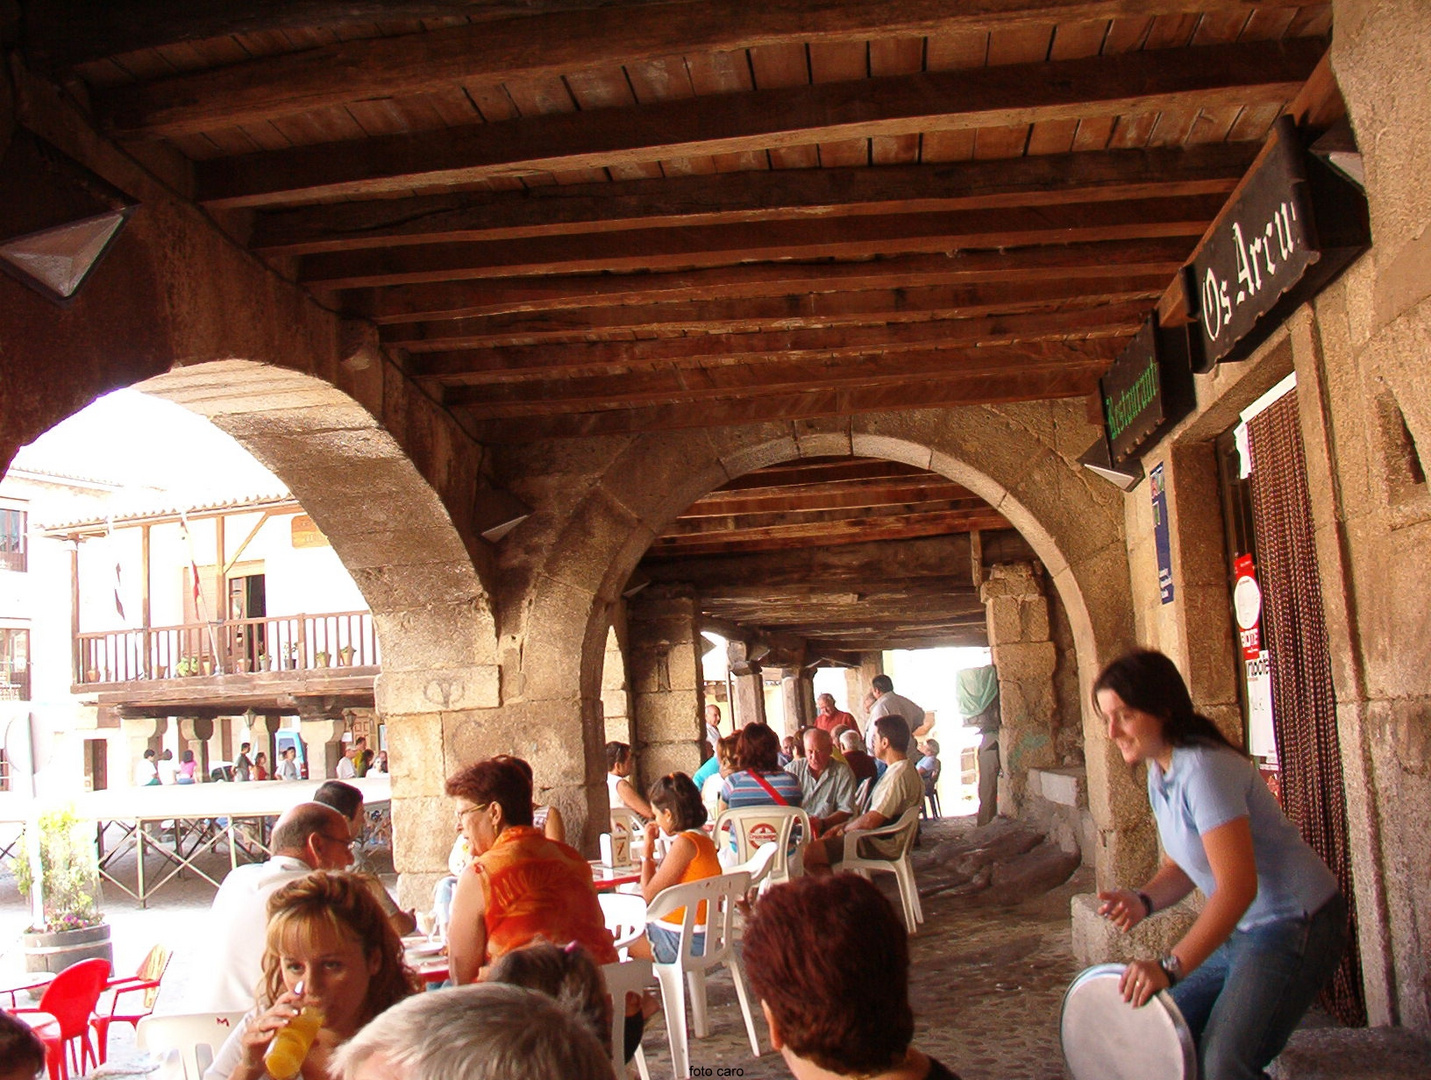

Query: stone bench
[{"left": 1269, "top": 1027, "right": 1431, "bottom": 1079}]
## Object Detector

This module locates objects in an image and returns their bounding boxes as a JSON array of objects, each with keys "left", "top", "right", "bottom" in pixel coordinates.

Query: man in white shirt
[
  {"left": 336, "top": 743, "right": 358, "bottom": 779},
  {"left": 865, "top": 674, "right": 927, "bottom": 753},
  {"left": 804, "top": 714, "right": 924, "bottom": 871},
  {"left": 181, "top": 801, "right": 354, "bottom": 1012}
]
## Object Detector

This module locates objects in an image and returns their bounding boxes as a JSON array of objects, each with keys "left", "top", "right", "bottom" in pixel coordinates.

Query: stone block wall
[{"left": 628, "top": 587, "right": 704, "bottom": 791}]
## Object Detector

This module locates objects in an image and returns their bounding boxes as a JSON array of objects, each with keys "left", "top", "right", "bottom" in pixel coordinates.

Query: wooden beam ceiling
[
  {"left": 190, "top": 39, "right": 1320, "bottom": 207},
  {"left": 31, "top": 0, "right": 1337, "bottom": 651}
]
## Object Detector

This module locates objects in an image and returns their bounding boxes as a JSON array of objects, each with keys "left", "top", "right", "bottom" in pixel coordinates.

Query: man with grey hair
[
  {"left": 182, "top": 800, "right": 354, "bottom": 1013},
  {"left": 865, "top": 673, "right": 926, "bottom": 753},
  {"left": 331, "top": 983, "right": 614, "bottom": 1080},
  {"left": 785, "top": 727, "right": 857, "bottom": 837}
]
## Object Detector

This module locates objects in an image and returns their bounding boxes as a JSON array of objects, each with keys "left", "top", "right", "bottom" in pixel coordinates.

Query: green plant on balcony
[
  {"left": 175, "top": 655, "right": 198, "bottom": 677},
  {"left": 10, "top": 808, "right": 105, "bottom": 933}
]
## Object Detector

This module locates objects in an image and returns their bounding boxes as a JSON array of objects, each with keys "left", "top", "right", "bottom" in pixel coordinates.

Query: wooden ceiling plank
[
  {"left": 650, "top": 513, "right": 1014, "bottom": 556},
  {"left": 300, "top": 195, "right": 1224, "bottom": 288},
  {"left": 82, "top": 1, "right": 1309, "bottom": 135},
  {"left": 681, "top": 480, "right": 977, "bottom": 516},
  {"left": 716, "top": 459, "right": 934, "bottom": 490},
  {"left": 407, "top": 301, "right": 1143, "bottom": 380},
  {"left": 387, "top": 278, "right": 1163, "bottom": 350},
  {"left": 663, "top": 499, "right": 998, "bottom": 536},
  {"left": 443, "top": 340, "right": 1114, "bottom": 415},
  {"left": 191, "top": 39, "right": 1324, "bottom": 207},
  {"left": 353, "top": 237, "right": 1192, "bottom": 322},
  {"left": 252, "top": 142, "right": 1254, "bottom": 255}
]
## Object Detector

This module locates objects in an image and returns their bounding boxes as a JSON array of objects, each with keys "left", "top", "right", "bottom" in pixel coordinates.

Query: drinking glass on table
[{"left": 416, "top": 911, "right": 437, "bottom": 941}]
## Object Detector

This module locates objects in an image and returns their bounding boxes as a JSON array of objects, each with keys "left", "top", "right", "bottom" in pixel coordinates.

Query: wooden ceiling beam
[
  {"left": 665, "top": 498, "right": 996, "bottom": 536},
  {"left": 386, "top": 278, "right": 1162, "bottom": 351},
  {"left": 253, "top": 145, "right": 1254, "bottom": 255},
  {"left": 440, "top": 339, "right": 1120, "bottom": 416},
  {"left": 408, "top": 302, "right": 1144, "bottom": 381},
  {"left": 87, "top": 1, "right": 1307, "bottom": 136},
  {"left": 458, "top": 359, "right": 1106, "bottom": 441},
  {"left": 650, "top": 512, "right": 1012, "bottom": 556},
  {"left": 303, "top": 197, "right": 1222, "bottom": 288},
  {"left": 194, "top": 40, "right": 1323, "bottom": 207},
  {"left": 712, "top": 459, "right": 933, "bottom": 492},
  {"left": 684, "top": 479, "right": 976, "bottom": 516},
  {"left": 352, "top": 238, "right": 1193, "bottom": 324},
  {"left": 659, "top": 506, "right": 1013, "bottom": 547}
]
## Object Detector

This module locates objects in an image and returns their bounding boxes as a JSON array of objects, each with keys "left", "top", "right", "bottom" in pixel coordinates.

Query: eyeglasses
[{"left": 456, "top": 802, "right": 491, "bottom": 826}]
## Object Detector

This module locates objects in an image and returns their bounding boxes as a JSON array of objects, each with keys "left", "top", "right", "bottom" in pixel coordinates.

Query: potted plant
[
  {"left": 10, "top": 808, "right": 112, "bottom": 973},
  {"left": 336, "top": 644, "right": 354, "bottom": 667},
  {"left": 314, "top": 650, "right": 330, "bottom": 667},
  {"left": 175, "top": 655, "right": 198, "bottom": 677}
]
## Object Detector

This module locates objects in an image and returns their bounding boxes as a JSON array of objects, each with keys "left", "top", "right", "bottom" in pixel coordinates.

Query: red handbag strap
[{"left": 746, "top": 770, "right": 790, "bottom": 806}]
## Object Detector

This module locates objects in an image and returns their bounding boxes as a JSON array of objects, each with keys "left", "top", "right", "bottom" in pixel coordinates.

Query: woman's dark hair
[
  {"left": 445, "top": 758, "right": 535, "bottom": 828},
  {"left": 716, "top": 733, "right": 740, "bottom": 769},
  {"left": 647, "top": 772, "right": 706, "bottom": 831},
  {"left": 314, "top": 779, "right": 364, "bottom": 820},
  {"left": 744, "top": 875, "right": 913, "bottom": 1075},
  {"left": 736, "top": 723, "right": 781, "bottom": 772},
  {"left": 181, "top": 749, "right": 195, "bottom": 763},
  {"left": 605, "top": 741, "right": 631, "bottom": 771},
  {"left": 1092, "top": 649, "right": 1241, "bottom": 752},
  {"left": 0, "top": 1008, "right": 47, "bottom": 1079}
]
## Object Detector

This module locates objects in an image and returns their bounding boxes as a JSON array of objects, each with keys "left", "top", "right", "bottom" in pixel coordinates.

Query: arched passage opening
[
  {"left": 509, "top": 407, "right": 1149, "bottom": 890},
  {"left": 5, "top": 360, "right": 500, "bottom": 901}
]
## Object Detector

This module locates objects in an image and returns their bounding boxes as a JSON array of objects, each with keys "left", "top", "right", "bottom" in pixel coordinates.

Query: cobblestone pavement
[
  {"left": 635, "top": 816, "right": 1084, "bottom": 1080},
  {"left": 3, "top": 816, "right": 1083, "bottom": 1080}
]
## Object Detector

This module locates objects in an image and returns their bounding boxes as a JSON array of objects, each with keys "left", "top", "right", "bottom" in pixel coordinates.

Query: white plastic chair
[
  {"left": 841, "top": 806, "right": 924, "bottom": 933},
  {"left": 601, "top": 960, "right": 654, "bottom": 1080},
  {"left": 610, "top": 807, "right": 643, "bottom": 863},
  {"left": 712, "top": 805, "right": 811, "bottom": 892},
  {"left": 729, "top": 840, "right": 779, "bottom": 899},
  {"left": 135, "top": 1011, "right": 247, "bottom": 1080},
  {"left": 600, "top": 890, "right": 650, "bottom": 957},
  {"left": 644, "top": 870, "right": 762, "bottom": 1079}
]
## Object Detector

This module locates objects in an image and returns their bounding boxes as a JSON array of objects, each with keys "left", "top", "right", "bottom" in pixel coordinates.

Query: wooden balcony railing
[{"left": 75, "top": 611, "right": 378, "bottom": 685}]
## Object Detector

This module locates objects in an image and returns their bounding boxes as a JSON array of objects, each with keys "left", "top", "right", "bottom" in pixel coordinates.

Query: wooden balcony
[{"left": 74, "top": 612, "right": 379, "bottom": 718}]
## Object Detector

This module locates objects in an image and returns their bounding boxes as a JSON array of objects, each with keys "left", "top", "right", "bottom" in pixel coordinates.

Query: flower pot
[
  {"left": 200, "top": 657, "right": 214, "bottom": 676},
  {"left": 22, "top": 923, "right": 113, "bottom": 974}
]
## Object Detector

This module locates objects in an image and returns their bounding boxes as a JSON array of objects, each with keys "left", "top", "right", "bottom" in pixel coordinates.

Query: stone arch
[
  {"left": 513, "top": 407, "right": 1148, "bottom": 883},
  {"left": 98, "top": 361, "right": 498, "bottom": 894}
]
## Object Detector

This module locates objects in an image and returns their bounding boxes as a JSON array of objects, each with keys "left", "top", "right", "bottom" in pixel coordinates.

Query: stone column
[
  {"left": 979, "top": 563, "right": 1059, "bottom": 815},
  {"left": 299, "top": 718, "right": 344, "bottom": 779},
  {"left": 177, "top": 717, "right": 214, "bottom": 777},
  {"left": 779, "top": 669, "right": 814, "bottom": 735},
  {"left": 728, "top": 640, "right": 767, "bottom": 729},
  {"left": 628, "top": 587, "right": 704, "bottom": 787},
  {"left": 118, "top": 717, "right": 160, "bottom": 787}
]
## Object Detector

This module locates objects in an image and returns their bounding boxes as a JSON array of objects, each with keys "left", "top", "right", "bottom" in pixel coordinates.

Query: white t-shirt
[
  {"left": 607, "top": 772, "right": 625, "bottom": 809},
  {"left": 180, "top": 856, "right": 313, "bottom": 1013},
  {"left": 336, "top": 756, "right": 357, "bottom": 779},
  {"left": 867, "top": 691, "right": 925, "bottom": 752},
  {"left": 133, "top": 758, "right": 158, "bottom": 786}
]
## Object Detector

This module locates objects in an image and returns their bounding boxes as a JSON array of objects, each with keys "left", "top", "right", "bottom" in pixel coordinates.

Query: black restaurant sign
[
  {"left": 1190, "top": 116, "right": 1318, "bottom": 368},
  {"left": 1102, "top": 318, "right": 1162, "bottom": 465}
]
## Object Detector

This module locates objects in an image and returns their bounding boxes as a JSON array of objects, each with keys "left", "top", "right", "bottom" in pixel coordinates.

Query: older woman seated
[
  {"left": 331, "top": 983, "right": 614, "bottom": 1080},
  {"left": 445, "top": 756, "right": 617, "bottom": 983},
  {"left": 743, "top": 874, "right": 963, "bottom": 1080},
  {"left": 204, "top": 871, "right": 420, "bottom": 1080}
]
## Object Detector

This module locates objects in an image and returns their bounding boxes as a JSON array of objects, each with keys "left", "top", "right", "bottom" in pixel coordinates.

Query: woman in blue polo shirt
[{"left": 1093, "top": 649, "right": 1346, "bottom": 1080}]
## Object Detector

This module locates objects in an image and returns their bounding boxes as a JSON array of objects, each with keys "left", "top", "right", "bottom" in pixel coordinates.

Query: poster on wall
[
  {"left": 1151, "top": 462, "right": 1174, "bottom": 604},
  {"left": 1234, "top": 553, "right": 1278, "bottom": 760}
]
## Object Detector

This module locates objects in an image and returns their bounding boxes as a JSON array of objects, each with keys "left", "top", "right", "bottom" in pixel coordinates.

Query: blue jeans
[
  {"left": 647, "top": 922, "right": 704, "bottom": 964},
  {"left": 1171, "top": 892, "right": 1347, "bottom": 1080}
]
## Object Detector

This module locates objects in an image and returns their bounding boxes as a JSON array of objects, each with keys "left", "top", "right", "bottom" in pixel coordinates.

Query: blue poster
[{"left": 1151, "top": 462, "right": 1174, "bottom": 604}]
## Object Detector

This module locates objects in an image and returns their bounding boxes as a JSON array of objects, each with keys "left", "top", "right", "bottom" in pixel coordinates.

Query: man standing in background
[
  {"left": 958, "top": 665, "right": 1001, "bottom": 827},
  {"left": 865, "top": 674, "right": 926, "bottom": 753}
]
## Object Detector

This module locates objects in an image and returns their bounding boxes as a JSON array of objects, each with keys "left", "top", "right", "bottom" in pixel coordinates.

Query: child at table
[{"left": 631, "top": 772, "right": 721, "bottom": 963}]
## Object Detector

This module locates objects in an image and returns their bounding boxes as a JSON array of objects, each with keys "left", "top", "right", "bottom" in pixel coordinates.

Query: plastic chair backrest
[
  {"left": 853, "top": 776, "right": 874, "bottom": 814},
  {"left": 136, "top": 1012, "right": 247, "bottom": 1080},
  {"left": 712, "top": 806, "right": 810, "bottom": 885},
  {"left": 598, "top": 891, "right": 649, "bottom": 954},
  {"left": 38, "top": 958, "right": 111, "bottom": 1039},
  {"left": 730, "top": 841, "right": 778, "bottom": 892},
  {"left": 600, "top": 959, "right": 653, "bottom": 1077},
  {"left": 644, "top": 870, "right": 751, "bottom": 974},
  {"left": 863, "top": 806, "right": 922, "bottom": 862}
]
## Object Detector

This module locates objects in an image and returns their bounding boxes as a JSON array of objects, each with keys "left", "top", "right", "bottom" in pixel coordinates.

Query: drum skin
[{"left": 1060, "top": 963, "right": 1197, "bottom": 1080}]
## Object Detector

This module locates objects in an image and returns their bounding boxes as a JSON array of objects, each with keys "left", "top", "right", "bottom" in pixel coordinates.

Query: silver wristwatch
[{"left": 1158, "top": 953, "right": 1184, "bottom": 986}]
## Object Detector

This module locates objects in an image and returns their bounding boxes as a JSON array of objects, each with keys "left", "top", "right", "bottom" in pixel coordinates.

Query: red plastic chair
[
  {"left": 12, "top": 957, "right": 111, "bottom": 1079},
  {"left": 91, "top": 944, "right": 172, "bottom": 1063}
]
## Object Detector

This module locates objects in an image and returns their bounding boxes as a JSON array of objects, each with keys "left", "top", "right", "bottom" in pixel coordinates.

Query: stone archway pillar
[
  {"left": 780, "top": 670, "right": 815, "bottom": 735},
  {"left": 728, "top": 640, "right": 767, "bottom": 728},
  {"left": 177, "top": 717, "right": 214, "bottom": 778},
  {"left": 979, "top": 563, "right": 1059, "bottom": 815},
  {"left": 628, "top": 587, "right": 704, "bottom": 787},
  {"left": 299, "top": 718, "right": 344, "bottom": 779},
  {"left": 118, "top": 717, "right": 160, "bottom": 787}
]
